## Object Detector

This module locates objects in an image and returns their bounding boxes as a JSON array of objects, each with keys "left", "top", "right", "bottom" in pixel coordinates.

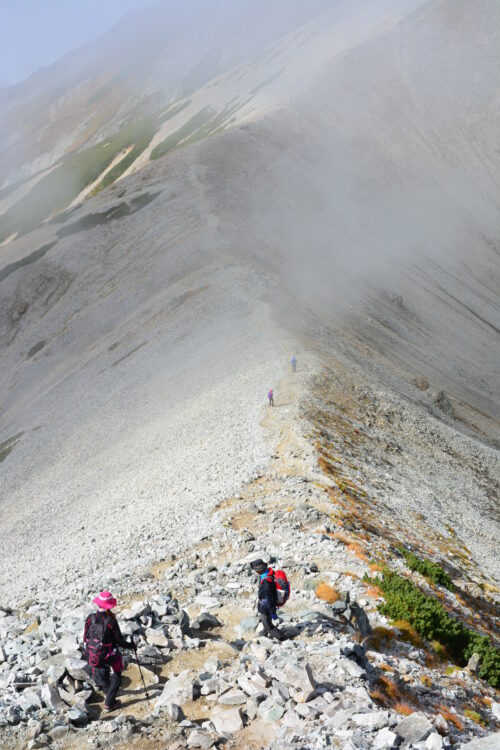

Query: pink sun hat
[{"left": 92, "top": 591, "right": 117, "bottom": 610}]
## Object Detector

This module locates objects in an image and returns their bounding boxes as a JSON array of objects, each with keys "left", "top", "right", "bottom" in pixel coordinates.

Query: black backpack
[{"left": 84, "top": 612, "right": 113, "bottom": 667}]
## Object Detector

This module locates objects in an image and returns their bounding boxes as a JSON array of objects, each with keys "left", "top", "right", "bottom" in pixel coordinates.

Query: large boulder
[
  {"left": 41, "top": 683, "right": 65, "bottom": 711},
  {"left": 155, "top": 670, "right": 194, "bottom": 708},
  {"left": 396, "top": 712, "right": 434, "bottom": 747},
  {"left": 283, "top": 662, "right": 316, "bottom": 702},
  {"left": 210, "top": 706, "right": 243, "bottom": 735}
]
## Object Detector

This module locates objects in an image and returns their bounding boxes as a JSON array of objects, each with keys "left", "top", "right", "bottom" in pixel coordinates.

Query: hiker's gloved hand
[{"left": 271, "top": 614, "right": 279, "bottom": 623}]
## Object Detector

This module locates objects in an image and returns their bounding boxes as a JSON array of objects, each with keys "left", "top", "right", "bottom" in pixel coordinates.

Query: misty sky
[{"left": 0, "top": 0, "right": 154, "bottom": 88}]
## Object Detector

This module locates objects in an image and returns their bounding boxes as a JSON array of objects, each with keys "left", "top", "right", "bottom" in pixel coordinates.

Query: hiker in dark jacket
[
  {"left": 250, "top": 559, "right": 285, "bottom": 640},
  {"left": 83, "top": 591, "right": 133, "bottom": 711}
]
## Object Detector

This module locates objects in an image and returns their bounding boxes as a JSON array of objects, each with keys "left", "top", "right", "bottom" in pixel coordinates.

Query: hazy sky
[{"left": 0, "top": 0, "right": 154, "bottom": 88}]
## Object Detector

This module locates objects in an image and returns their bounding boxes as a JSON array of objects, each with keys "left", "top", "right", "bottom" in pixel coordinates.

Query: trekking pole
[{"left": 131, "top": 640, "right": 150, "bottom": 699}]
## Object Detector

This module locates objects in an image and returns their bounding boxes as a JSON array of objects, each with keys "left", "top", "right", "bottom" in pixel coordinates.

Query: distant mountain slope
[
  {"left": 0, "top": 0, "right": 331, "bottom": 185},
  {"left": 0, "top": 0, "right": 498, "bottom": 606}
]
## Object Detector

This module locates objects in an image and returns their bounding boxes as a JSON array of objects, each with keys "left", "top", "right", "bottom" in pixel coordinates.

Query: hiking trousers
[
  {"left": 88, "top": 650, "right": 124, "bottom": 707},
  {"left": 258, "top": 603, "right": 285, "bottom": 640}
]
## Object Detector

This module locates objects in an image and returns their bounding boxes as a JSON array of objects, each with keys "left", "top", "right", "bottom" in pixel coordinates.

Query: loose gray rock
[
  {"left": 467, "top": 653, "right": 481, "bottom": 674},
  {"left": 217, "top": 688, "right": 247, "bottom": 706},
  {"left": 187, "top": 729, "right": 215, "bottom": 748},
  {"left": 99, "top": 719, "right": 119, "bottom": 733},
  {"left": 283, "top": 662, "right": 316, "bottom": 702},
  {"left": 191, "top": 613, "right": 221, "bottom": 631},
  {"left": 459, "top": 735, "right": 500, "bottom": 750},
  {"left": 163, "top": 703, "right": 185, "bottom": 722},
  {"left": 67, "top": 707, "right": 88, "bottom": 727},
  {"left": 396, "top": 712, "right": 434, "bottom": 747},
  {"left": 41, "top": 684, "right": 65, "bottom": 711},
  {"left": 155, "top": 671, "right": 194, "bottom": 707},
  {"left": 425, "top": 733, "right": 443, "bottom": 750},
  {"left": 373, "top": 727, "right": 400, "bottom": 749},
  {"left": 210, "top": 706, "right": 243, "bottom": 734}
]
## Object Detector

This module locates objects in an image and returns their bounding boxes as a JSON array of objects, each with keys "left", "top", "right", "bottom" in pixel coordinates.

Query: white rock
[
  {"left": 373, "top": 727, "right": 399, "bottom": 749},
  {"left": 210, "top": 706, "right": 243, "bottom": 734},
  {"left": 426, "top": 733, "right": 443, "bottom": 750},
  {"left": 100, "top": 720, "right": 118, "bottom": 733},
  {"left": 351, "top": 710, "right": 389, "bottom": 730},
  {"left": 187, "top": 729, "right": 215, "bottom": 748},
  {"left": 41, "top": 683, "right": 65, "bottom": 711},
  {"left": 217, "top": 688, "right": 247, "bottom": 706},
  {"left": 155, "top": 670, "right": 193, "bottom": 707},
  {"left": 336, "top": 658, "right": 366, "bottom": 679},
  {"left": 283, "top": 662, "right": 316, "bottom": 702}
]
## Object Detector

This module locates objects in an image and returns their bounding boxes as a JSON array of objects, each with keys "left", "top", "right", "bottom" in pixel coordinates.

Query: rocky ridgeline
[
  {"left": 1, "top": 496, "right": 499, "bottom": 750},
  {"left": 1, "top": 369, "right": 499, "bottom": 749}
]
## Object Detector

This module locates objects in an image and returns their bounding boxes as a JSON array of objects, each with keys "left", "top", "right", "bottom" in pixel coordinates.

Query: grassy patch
[
  {"left": 150, "top": 103, "right": 239, "bottom": 161},
  {"left": 315, "top": 583, "right": 340, "bottom": 603},
  {"left": 392, "top": 620, "right": 423, "bottom": 647},
  {"left": 437, "top": 705, "right": 464, "bottom": 731},
  {"left": 0, "top": 116, "right": 160, "bottom": 242},
  {"left": 464, "top": 709, "right": 487, "bottom": 727},
  {"left": 399, "top": 548, "right": 453, "bottom": 590},
  {"left": 368, "top": 570, "right": 500, "bottom": 688},
  {"left": 394, "top": 702, "right": 414, "bottom": 716}
]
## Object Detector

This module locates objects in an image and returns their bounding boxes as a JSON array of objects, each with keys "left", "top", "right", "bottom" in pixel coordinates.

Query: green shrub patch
[
  {"left": 399, "top": 548, "right": 453, "bottom": 590},
  {"left": 369, "top": 570, "right": 500, "bottom": 688}
]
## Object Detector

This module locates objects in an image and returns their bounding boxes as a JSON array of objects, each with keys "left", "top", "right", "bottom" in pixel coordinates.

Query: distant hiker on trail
[
  {"left": 250, "top": 559, "right": 290, "bottom": 641},
  {"left": 291, "top": 355, "right": 297, "bottom": 372},
  {"left": 268, "top": 388, "right": 274, "bottom": 407},
  {"left": 83, "top": 591, "right": 134, "bottom": 711}
]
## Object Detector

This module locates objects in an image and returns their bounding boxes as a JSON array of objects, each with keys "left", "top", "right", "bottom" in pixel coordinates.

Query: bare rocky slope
[{"left": 0, "top": 1, "right": 499, "bottom": 748}]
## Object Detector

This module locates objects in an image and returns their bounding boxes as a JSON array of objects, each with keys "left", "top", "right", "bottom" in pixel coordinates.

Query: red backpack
[{"left": 261, "top": 568, "right": 291, "bottom": 608}]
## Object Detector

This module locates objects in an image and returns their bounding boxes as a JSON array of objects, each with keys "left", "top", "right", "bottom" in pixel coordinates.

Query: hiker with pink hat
[{"left": 82, "top": 591, "right": 134, "bottom": 711}]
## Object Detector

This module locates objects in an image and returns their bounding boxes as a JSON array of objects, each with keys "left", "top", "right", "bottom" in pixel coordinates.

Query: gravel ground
[{"left": 0, "top": 266, "right": 297, "bottom": 606}]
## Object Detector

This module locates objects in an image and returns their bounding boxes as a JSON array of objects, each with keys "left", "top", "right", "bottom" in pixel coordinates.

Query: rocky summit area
[
  {"left": 0, "top": 365, "right": 499, "bottom": 749},
  {"left": 1, "top": 0, "right": 499, "bottom": 748}
]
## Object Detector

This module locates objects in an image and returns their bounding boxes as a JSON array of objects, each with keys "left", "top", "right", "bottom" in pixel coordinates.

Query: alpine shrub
[
  {"left": 400, "top": 548, "right": 453, "bottom": 590},
  {"left": 371, "top": 571, "right": 500, "bottom": 689}
]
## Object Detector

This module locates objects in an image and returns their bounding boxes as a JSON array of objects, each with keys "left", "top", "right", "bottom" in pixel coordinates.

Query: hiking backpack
[
  {"left": 262, "top": 568, "right": 291, "bottom": 608},
  {"left": 84, "top": 613, "right": 113, "bottom": 667}
]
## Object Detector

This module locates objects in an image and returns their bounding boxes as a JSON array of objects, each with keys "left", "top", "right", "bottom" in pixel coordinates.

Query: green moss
[
  {"left": 368, "top": 570, "right": 500, "bottom": 689},
  {"left": 399, "top": 547, "right": 453, "bottom": 590}
]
